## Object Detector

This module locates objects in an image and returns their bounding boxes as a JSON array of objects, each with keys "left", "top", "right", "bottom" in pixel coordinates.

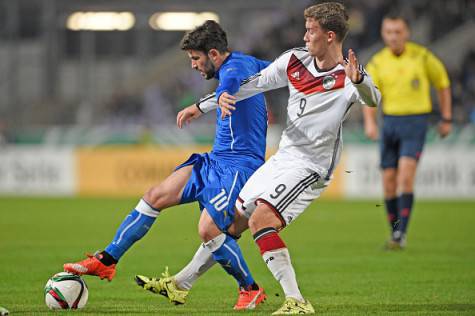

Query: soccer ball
[{"left": 44, "top": 272, "right": 88, "bottom": 310}]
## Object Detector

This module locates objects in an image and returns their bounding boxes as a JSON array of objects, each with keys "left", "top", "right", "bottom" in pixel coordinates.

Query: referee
[{"left": 363, "top": 14, "right": 452, "bottom": 249}]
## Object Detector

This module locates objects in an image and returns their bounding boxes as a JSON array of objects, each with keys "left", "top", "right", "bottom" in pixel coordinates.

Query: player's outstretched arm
[
  {"left": 341, "top": 49, "right": 381, "bottom": 107},
  {"left": 217, "top": 53, "right": 290, "bottom": 119},
  {"left": 176, "top": 104, "right": 203, "bottom": 129}
]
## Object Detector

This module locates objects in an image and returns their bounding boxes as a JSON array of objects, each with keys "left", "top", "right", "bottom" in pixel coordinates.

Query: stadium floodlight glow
[
  {"left": 67, "top": 12, "right": 135, "bottom": 31},
  {"left": 149, "top": 12, "right": 219, "bottom": 31}
]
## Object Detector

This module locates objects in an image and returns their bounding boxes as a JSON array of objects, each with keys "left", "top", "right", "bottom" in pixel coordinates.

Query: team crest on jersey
[
  {"left": 287, "top": 54, "right": 345, "bottom": 95},
  {"left": 323, "top": 75, "right": 336, "bottom": 90},
  {"left": 411, "top": 78, "right": 420, "bottom": 89}
]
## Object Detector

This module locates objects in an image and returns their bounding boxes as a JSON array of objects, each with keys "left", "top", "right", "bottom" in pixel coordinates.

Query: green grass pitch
[{"left": 0, "top": 197, "right": 474, "bottom": 315}]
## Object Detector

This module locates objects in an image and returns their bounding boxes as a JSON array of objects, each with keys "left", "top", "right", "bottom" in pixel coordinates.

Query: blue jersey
[
  {"left": 177, "top": 52, "right": 269, "bottom": 231},
  {"left": 211, "top": 52, "right": 270, "bottom": 170}
]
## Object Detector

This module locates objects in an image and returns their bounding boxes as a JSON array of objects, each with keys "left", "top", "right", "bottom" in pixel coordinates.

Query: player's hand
[
  {"left": 437, "top": 121, "right": 452, "bottom": 138},
  {"left": 339, "top": 49, "right": 362, "bottom": 84},
  {"left": 218, "top": 92, "right": 237, "bottom": 119},
  {"left": 176, "top": 104, "right": 202, "bottom": 129},
  {"left": 364, "top": 120, "right": 379, "bottom": 141}
]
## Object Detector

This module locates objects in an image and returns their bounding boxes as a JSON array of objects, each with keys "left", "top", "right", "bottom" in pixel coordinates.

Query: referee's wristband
[{"left": 440, "top": 117, "right": 452, "bottom": 123}]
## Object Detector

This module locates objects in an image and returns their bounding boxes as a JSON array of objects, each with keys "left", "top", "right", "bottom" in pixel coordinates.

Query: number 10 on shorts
[{"left": 210, "top": 189, "right": 229, "bottom": 211}]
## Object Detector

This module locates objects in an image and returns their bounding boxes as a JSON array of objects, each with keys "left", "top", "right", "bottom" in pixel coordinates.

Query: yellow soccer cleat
[
  {"left": 135, "top": 267, "right": 189, "bottom": 305},
  {"left": 272, "top": 297, "right": 315, "bottom": 315}
]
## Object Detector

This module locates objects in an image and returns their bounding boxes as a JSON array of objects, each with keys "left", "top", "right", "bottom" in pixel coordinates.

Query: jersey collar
[{"left": 215, "top": 52, "right": 234, "bottom": 80}]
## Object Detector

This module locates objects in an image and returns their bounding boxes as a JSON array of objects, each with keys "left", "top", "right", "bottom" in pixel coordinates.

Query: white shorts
[{"left": 236, "top": 153, "right": 328, "bottom": 228}]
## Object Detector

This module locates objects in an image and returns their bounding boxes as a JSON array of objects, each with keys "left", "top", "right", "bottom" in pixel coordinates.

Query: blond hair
[{"left": 304, "top": 2, "right": 349, "bottom": 42}]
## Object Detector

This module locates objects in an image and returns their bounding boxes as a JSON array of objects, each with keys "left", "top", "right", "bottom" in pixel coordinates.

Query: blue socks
[
  {"left": 384, "top": 197, "right": 399, "bottom": 232},
  {"left": 385, "top": 194, "right": 414, "bottom": 239},
  {"left": 205, "top": 234, "right": 255, "bottom": 289},
  {"left": 398, "top": 193, "right": 414, "bottom": 234},
  {"left": 105, "top": 199, "right": 159, "bottom": 261},
  {"left": 103, "top": 198, "right": 256, "bottom": 291}
]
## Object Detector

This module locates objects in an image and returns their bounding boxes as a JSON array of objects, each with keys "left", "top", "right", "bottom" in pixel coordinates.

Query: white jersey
[
  {"left": 200, "top": 47, "right": 380, "bottom": 179},
  {"left": 234, "top": 48, "right": 380, "bottom": 178}
]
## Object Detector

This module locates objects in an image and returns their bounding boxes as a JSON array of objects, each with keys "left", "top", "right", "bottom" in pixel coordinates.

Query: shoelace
[
  {"left": 143, "top": 278, "right": 158, "bottom": 291},
  {"left": 161, "top": 266, "right": 171, "bottom": 278}
]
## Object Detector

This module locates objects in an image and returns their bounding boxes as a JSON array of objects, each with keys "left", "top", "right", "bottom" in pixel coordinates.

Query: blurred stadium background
[{"left": 1, "top": 0, "right": 475, "bottom": 198}]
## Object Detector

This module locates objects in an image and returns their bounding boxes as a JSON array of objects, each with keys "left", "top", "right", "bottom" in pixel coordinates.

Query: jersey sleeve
[
  {"left": 229, "top": 52, "right": 290, "bottom": 101},
  {"left": 215, "top": 62, "right": 244, "bottom": 99},
  {"left": 425, "top": 50, "right": 450, "bottom": 90},
  {"left": 350, "top": 67, "right": 381, "bottom": 107},
  {"left": 196, "top": 92, "right": 218, "bottom": 113},
  {"left": 197, "top": 58, "right": 272, "bottom": 113}
]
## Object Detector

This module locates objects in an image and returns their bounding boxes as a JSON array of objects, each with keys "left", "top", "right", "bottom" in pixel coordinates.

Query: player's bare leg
[
  {"left": 143, "top": 165, "right": 193, "bottom": 210},
  {"left": 382, "top": 168, "right": 397, "bottom": 199},
  {"left": 227, "top": 208, "right": 249, "bottom": 237},
  {"left": 249, "top": 204, "right": 314, "bottom": 314},
  {"left": 397, "top": 157, "right": 417, "bottom": 194},
  {"left": 64, "top": 166, "right": 193, "bottom": 280}
]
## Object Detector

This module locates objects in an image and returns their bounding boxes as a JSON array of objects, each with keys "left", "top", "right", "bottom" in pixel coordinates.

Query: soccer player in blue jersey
[{"left": 64, "top": 20, "right": 269, "bottom": 310}]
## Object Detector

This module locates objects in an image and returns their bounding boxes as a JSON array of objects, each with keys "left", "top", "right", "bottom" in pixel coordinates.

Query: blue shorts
[
  {"left": 380, "top": 114, "right": 429, "bottom": 169},
  {"left": 176, "top": 153, "right": 259, "bottom": 232}
]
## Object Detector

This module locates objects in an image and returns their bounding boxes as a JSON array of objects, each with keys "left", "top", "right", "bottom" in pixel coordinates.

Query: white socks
[
  {"left": 174, "top": 243, "right": 216, "bottom": 290},
  {"left": 262, "top": 248, "right": 303, "bottom": 301},
  {"left": 135, "top": 199, "right": 160, "bottom": 217},
  {"left": 203, "top": 233, "right": 226, "bottom": 252}
]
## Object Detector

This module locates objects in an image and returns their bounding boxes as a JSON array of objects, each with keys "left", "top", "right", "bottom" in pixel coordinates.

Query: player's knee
[
  {"left": 143, "top": 185, "right": 168, "bottom": 209},
  {"left": 383, "top": 169, "right": 397, "bottom": 182},
  {"left": 198, "top": 225, "right": 220, "bottom": 242},
  {"left": 198, "top": 214, "right": 221, "bottom": 242},
  {"left": 197, "top": 224, "right": 210, "bottom": 241},
  {"left": 383, "top": 182, "right": 397, "bottom": 197},
  {"left": 398, "top": 172, "right": 415, "bottom": 192},
  {"left": 382, "top": 170, "right": 397, "bottom": 197},
  {"left": 400, "top": 176, "right": 414, "bottom": 192},
  {"left": 248, "top": 206, "right": 280, "bottom": 234}
]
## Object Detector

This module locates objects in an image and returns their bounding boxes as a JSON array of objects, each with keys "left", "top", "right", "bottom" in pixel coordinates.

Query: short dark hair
[
  {"left": 180, "top": 20, "right": 228, "bottom": 53},
  {"left": 382, "top": 13, "right": 410, "bottom": 28},
  {"left": 304, "top": 2, "right": 349, "bottom": 42}
]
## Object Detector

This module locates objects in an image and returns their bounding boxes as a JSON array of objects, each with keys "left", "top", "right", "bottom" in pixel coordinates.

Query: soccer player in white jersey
[{"left": 216, "top": 2, "right": 381, "bottom": 314}]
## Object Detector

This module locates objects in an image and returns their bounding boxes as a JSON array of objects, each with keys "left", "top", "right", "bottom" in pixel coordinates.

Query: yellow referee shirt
[{"left": 366, "top": 42, "right": 450, "bottom": 115}]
